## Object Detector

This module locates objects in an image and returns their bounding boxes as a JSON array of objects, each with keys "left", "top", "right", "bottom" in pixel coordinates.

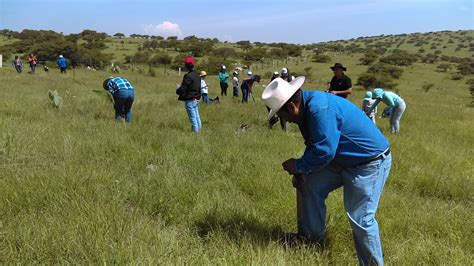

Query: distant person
[
  {"left": 232, "top": 71, "right": 239, "bottom": 97},
  {"left": 368, "top": 86, "right": 406, "bottom": 134},
  {"left": 57, "top": 55, "right": 68, "bottom": 73},
  {"left": 271, "top": 71, "right": 280, "bottom": 81},
  {"left": 176, "top": 57, "right": 202, "bottom": 133},
  {"left": 218, "top": 65, "right": 229, "bottom": 96},
  {"left": 261, "top": 76, "right": 391, "bottom": 265},
  {"left": 103, "top": 76, "right": 135, "bottom": 123},
  {"left": 277, "top": 67, "right": 294, "bottom": 131},
  {"left": 27, "top": 53, "right": 38, "bottom": 73},
  {"left": 43, "top": 65, "right": 49, "bottom": 72},
  {"left": 281, "top": 67, "right": 294, "bottom": 82},
  {"left": 12, "top": 56, "right": 23, "bottom": 73},
  {"left": 362, "top": 91, "right": 377, "bottom": 124},
  {"left": 328, "top": 63, "right": 352, "bottom": 98},
  {"left": 241, "top": 71, "right": 258, "bottom": 103},
  {"left": 200, "top": 71, "right": 210, "bottom": 104}
]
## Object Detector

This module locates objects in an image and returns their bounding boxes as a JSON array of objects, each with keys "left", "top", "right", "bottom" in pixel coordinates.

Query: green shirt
[{"left": 218, "top": 72, "right": 229, "bottom": 83}]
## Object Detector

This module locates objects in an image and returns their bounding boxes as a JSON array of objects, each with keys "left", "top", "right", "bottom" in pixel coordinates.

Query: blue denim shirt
[{"left": 295, "top": 91, "right": 389, "bottom": 174}]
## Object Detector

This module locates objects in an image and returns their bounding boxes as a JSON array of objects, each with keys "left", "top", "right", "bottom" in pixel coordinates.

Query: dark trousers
[
  {"left": 60, "top": 67, "right": 67, "bottom": 73},
  {"left": 220, "top": 82, "right": 228, "bottom": 96},
  {"left": 241, "top": 88, "right": 248, "bottom": 103},
  {"left": 233, "top": 86, "right": 239, "bottom": 97}
]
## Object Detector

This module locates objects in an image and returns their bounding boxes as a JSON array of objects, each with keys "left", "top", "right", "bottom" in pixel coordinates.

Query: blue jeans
[
  {"left": 114, "top": 90, "right": 135, "bottom": 123},
  {"left": 241, "top": 88, "right": 248, "bottom": 103},
  {"left": 202, "top": 93, "right": 210, "bottom": 104},
  {"left": 185, "top": 99, "right": 202, "bottom": 133},
  {"left": 298, "top": 154, "right": 392, "bottom": 265}
]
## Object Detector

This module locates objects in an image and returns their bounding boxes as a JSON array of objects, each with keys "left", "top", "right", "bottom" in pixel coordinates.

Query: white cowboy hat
[{"left": 262, "top": 76, "right": 305, "bottom": 120}]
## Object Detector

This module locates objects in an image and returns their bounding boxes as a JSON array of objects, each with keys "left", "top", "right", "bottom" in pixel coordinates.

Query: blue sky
[{"left": 0, "top": 0, "right": 472, "bottom": 43}]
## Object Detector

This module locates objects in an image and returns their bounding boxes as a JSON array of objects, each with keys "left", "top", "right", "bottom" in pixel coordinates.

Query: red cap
[{"left": 184, "top": 57, "right": 195, "bottom": 65}]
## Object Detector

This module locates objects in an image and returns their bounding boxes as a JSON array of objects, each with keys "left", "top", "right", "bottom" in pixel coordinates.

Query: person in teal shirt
[
  {"left": 368, "top": 87, "right": 406, "bottom": 133},
  {"left": 218, "top": 65, "right": 229, "bottom": 96}
]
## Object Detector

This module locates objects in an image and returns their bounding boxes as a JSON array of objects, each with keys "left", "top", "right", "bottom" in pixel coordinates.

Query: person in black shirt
[
  {"left": 328, "top": 63, "right": 352, "bottom": 98},
  {"left": 176, "top": 57, "right": 202, "bottom": 133}
]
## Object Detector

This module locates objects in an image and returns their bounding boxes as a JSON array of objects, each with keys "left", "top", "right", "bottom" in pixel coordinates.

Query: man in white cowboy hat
[{"left": 262, "top": 77, "right": 391, "bottom": 265}]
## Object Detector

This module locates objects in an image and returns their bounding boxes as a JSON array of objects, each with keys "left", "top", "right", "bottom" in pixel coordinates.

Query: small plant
[
  {"left": 451, "top": 73, "right": 463, "bottom": 80},
  {"left": 422, "top": 83, "right": 435, "bottom": 92}
]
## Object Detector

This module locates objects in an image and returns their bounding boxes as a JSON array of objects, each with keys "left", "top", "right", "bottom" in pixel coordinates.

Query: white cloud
[{"left": 142, "top": 21, "right": 183, "bottom": 37}]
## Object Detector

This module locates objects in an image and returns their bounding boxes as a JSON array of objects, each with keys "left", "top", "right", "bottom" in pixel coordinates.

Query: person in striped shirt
[{"left": 103, "top": 76, "right": 135, "bottom": 123}]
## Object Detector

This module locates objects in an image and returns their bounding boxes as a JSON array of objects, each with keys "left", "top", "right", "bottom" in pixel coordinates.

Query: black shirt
[
  {"left": 177, "top": 70, "right": 201, "bottom": 101},
  {"left": 329, "top": 74, "right": 352, "bottom": 98}
]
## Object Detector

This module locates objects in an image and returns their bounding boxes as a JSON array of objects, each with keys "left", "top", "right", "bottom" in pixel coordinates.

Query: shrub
[
  {"left": 451, "top": 73, "right": 463, "bottom": 80},
  {"left": 312, "top": 53, "right": 331, "bottom": 63},
  {"left": 367, "top": 63, "right": 404, "bottom": 79},
  {"left": 359, "top": 51, "right": 378, "bottom": 65},
  {"left": 380, "top": 50, "right": 416, "bottom": 66},
  {"left": 357, "top": 73, "right": 398, "bottom": 90}
]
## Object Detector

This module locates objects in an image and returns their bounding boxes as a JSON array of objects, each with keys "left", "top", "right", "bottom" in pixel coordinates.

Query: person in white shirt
[
  {"left": 232, "top": 71, "right": 239, "bottom": 97},
  {"left": 362, "top": 91, "right": 377, "bottom": 124},
  {"left": 200, "top": 71, "right": 210, "bottom": 104}
]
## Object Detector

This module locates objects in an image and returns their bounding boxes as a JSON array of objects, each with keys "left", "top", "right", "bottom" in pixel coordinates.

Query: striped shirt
[{"left": 106, "top": 77, "right": 134, "bottom": 95}]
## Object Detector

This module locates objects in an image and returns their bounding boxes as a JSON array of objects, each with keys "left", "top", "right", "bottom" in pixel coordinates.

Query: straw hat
[
  {"left": 261, "top": 76, "right": 305, "bottom": 120},
  {"left": 199, "top": 71, "right": 207, "bottom": 77}
]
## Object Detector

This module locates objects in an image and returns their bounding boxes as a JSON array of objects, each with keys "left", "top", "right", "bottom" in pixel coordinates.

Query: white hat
[
  {"left": 199, "top": 71, "right": 207, "bottom": 77},
  {"left": 59, "top": 55, "right": 64, "bottom": 58},
  {"left": 281, "top": 67, "right": 288, "bottom": 74},
  {"left": 222, "top": 65, "right": 226, "bottom": 69},
  {"left": 262, "top": 76, "right": 305, "bottom": 120},
  {"left": 274, "top": 71, "right": 279, "bottom": 75},
  {"left": 247, "top": 71, "right": 253, "bottom": 75}
]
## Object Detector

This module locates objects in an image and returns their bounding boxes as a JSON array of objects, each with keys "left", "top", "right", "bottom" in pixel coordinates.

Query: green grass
[{"left": 1, "top": 32, "right": 474, "bottom": 264}]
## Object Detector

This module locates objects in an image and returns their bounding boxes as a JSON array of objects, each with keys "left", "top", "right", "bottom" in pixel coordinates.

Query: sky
[{"left": 0, "top": 0, "right": 472, "bottom": 44}]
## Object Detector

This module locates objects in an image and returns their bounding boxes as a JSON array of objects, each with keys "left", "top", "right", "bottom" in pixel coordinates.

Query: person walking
[
  {"left": 328, "top": 63, "right": 352, "bottom": 98},
  {"left": 232, "top": 71, "right": 239, "bottom": 97},
  {"left": 218, "top": 65, "right": 229, "bottom": 96},
  {"left": 103, "top": 76, "right": 135, "bottom": 123},
  {"left": 368, "top": 87, "right": 406, "bottom": 133},
  {"left": 262, "top": 77, "right": 392, "bottom": 265},
  {"left": 57, "top": 55, "right": 68, "bottom": 73},
  {"left": 12, "top": 56, "right": 23, "bottom": 73},
  {"left": 362, "top": 91, "right": 377, "bottom": 124},
  {"left": 176, "top": 57, "right": 202, "bottom": 133},
  {"left": 27, "top": 54, "right": 38, "bottom": 73}
]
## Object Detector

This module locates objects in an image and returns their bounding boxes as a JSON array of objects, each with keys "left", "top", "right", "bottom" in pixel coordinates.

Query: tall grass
[{"left": 0, "top": 56, "right": 473, "bottom": 264}]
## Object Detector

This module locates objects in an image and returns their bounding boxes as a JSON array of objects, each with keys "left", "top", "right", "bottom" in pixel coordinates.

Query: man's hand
[
  {"left": 282, "top": 158, "right": 298, "bottom": 176},
  {"left": 330, "top": 90, "right": 337, "bottom": 95}
]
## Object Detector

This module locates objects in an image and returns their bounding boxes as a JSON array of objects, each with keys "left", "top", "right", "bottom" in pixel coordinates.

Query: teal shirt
[
  {"left": 369, "top": 88, "right": 404, "bottom": 113},
  {"left": 218, "top": 72, "right": 229, "bottom": 83}
]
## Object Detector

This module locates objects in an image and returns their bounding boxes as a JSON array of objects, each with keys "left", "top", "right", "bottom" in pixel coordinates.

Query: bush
[
  {"left": 451, "top": 73, "right": 463, "bottom": 80},
  {"left": 436, "top": 63, "right": 451, "bottom": 72},
  {"left": 359, "top": 51, "right": 378, "bottom": 65},
  {"left": 312, "top": 53, "right": 331, "bottom": 63},
  {"left": 150, "top": 53, "right": 172, "bottom": 66},
  {"left": 380, "top": 50, "right": 416, "bottom": 66},
  {"left": 367, "top": 63, "right": 404, "bottom": 79},
  {"left": 356, "top": 72, "right": 398, "bottom": 90}
]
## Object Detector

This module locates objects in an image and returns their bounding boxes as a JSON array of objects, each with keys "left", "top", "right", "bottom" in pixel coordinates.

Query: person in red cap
[{"left": 176, "top": 57, "right": 202, "bottom": 133}]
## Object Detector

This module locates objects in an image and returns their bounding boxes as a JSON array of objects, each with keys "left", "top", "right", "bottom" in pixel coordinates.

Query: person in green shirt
[
  {"left": 368, "top": 87, "right": 406, "bottom": 133},
  {"left": 218, "top": 65, "right": 229, "bottom": 96}
]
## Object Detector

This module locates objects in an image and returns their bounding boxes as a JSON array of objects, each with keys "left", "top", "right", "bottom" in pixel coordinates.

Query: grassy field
[{"left": 1, "top": 31, "right": 473, "bottom": 264}]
